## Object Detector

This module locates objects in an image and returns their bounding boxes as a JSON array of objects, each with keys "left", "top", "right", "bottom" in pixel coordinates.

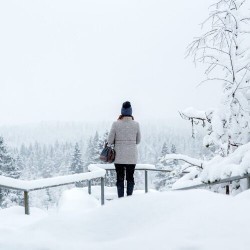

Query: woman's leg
[
  {"left": 126, "top": 164, "right": 136, "bottom": 196},
  {"left": 115, "top": 164, "right": 125, "bottom": 198}
]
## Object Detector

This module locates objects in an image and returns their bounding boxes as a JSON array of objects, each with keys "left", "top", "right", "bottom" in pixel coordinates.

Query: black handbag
[{"left": 100, "top": 142, "right": 116, "bottom": 163}]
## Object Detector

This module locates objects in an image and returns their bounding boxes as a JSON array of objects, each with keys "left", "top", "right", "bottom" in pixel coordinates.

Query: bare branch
[
  {"left": 232, "top": 69, "right": 248, "bottom": 97},
  {"left": 196, "top": 46, "right": 229, "bottom": 55},
  {"left": 240, "top": 17, "right": 250, "bottom": 22},
  {"left": 198, "top": 78, "right": 234, "bottom": 86}
]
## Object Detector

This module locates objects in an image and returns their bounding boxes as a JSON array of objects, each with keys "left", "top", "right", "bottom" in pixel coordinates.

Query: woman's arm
[
  {"left": 136, "top": 123, "right": 141, "bottom": 144},
  {"left": 107, "top": 122, "right": 116, "bottom": 145}
]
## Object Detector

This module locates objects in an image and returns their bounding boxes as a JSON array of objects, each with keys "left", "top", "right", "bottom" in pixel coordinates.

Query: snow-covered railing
[
  {"left": 174, "top": 173, "right": 250, "bottom": 194},
  {"left": 0, "top": 165, "right": 106, "bottom": 215},
  {"left": 88, "top": 164, "right": 189, "bottom": 194},
  {"left": 0, "top": 164, "right": 189, "bottom": 215},
  {"left": 168, "top": 145, "right": 250, "bottom": 193}
]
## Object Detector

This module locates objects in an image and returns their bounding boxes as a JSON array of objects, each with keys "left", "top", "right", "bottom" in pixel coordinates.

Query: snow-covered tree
[
  {"left": 154, "top": 142, "right": 183, "bottom": 191},
  {"left": 164, "top": 144, "right": 182, "bottom": 189},
  {"left": 0, "top": 137, "right": 21, "bottom": 208},
  {"left": 70, "top": 143, "right": 84, "bottom": 187},
  {"left": 159, "top": 142, "right": 169, "bottom": 166},
  {"left": 169, "top": 144, "right": 178, "bottom": 167},
  {"left": 92, "top": 132, "right": 100, "bottom": 162},
  {"left": 168, "top": 0, "right": 250, "bottom": 194},
  {"left": 85, "top": 137, "right": 95, "bottom": 167},
  {"left": 70, "top": 143, "right": 83, "bottom": 174},
  {"left": 154, "top": 143, "right": 170, "bottom": 191},
  {"left": 183, "top": 0, "right": 250, "bottom": 157}
]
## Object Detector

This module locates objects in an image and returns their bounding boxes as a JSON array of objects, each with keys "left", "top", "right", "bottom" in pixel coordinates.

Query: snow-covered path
[{"left": 0, "top": 189, "right": 250, "bottom": 250}]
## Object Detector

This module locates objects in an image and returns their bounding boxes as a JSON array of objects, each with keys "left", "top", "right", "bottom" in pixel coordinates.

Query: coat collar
[{"left": 121, "top": 116, "right": 133, "bottom": 121}]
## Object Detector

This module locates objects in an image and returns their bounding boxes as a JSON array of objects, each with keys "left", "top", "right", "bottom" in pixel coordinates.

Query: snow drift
[{"left": 0, "top": 188, "right": 250, "bottom": 250}]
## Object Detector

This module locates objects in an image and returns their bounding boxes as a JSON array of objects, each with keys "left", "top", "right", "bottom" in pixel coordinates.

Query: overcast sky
[{"left": 0, "top": 0, "right": 221, "bottom": 125}]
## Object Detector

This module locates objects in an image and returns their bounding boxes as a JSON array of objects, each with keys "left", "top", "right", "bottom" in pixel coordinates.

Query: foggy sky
[{"left": 0, "top": 0, "right": 220, "bottom": 125}]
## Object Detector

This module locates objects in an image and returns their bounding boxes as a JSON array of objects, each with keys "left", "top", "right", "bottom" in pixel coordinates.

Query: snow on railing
[
  {"left": 88, "top": 164, "right": 157, "bottom": 194},
  {"left": 0, "top": 165, "right": 106, "bottom": 215},
  {"left": 88, "top": 164, "right": 188, "bottom": 195},
  {"left": 0, "top": 165, "right": 105, "bottom": 191},
  {"left": 170, "top": 143, "right": 250, "bottom": 193},
  {"left": 0, "top": 164, "right": 189, "bottom": 215},
  {"left": 89, "top": 163, "right": 156, "bottom": 170},
  {"left": 173, "top": 173, "right": 250, "bottom": 195}
]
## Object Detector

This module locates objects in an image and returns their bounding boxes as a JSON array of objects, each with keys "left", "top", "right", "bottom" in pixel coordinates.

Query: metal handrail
[
  {"left": 104, "top": 168, "right": 189, "bottom": 173},
  {"left": 87, "top": 165, "right": 189, "bottom": 196},
  {"left": 174, "top": 173, "right": 250, "bottom": 193},
  {"left": 0, "top": 165, "right": 190, "bottom": 215},
  {"left": 0, "top": 165, "right": 106, "bottom": 215},
  {"left": 97, "top": 166, "right": 250, "bottom": 195}
]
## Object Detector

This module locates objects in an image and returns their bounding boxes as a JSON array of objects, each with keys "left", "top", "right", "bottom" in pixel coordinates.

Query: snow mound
[
  {"left": 58, "top": 188, "right": 99, "bottom": 213},
  {"left": 89, "top": 186, "right": 157, "bottom": 200},
  {"left": 89, "top": 186, "right": 118, "bottom": 200},
  {"left": 0, "top": 206, "right": 47, "bottom": 230},
  {"left": 0, "top": 189, "right": 250, "bottom": 250},
  {"left": 234, "top": 189, "right": 250, "bottom": 202}
]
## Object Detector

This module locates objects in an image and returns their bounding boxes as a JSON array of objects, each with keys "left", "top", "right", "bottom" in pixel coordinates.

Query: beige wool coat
[{"left": 107, "top": 117, "right": 141, "bottom": 164}]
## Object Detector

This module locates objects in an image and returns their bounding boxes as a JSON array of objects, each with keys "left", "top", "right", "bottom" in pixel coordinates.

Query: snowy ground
[{"left": 0, "top": 188, "right": 250, "bottom": 250}]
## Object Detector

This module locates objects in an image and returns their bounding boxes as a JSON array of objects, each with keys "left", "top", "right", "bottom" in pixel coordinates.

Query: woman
[{"left": 108, "top": 101, "right": 141, "bottom": 198}]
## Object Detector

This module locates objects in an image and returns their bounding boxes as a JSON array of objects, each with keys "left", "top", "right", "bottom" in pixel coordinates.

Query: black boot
[
  {"left": 127, "top": 181, "right": 134, "bottom": 196},
  {"left": 116, "top": 181, "right": 124, "bottom": 198}
]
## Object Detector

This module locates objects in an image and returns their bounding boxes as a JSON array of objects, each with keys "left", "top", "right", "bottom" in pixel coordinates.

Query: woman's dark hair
[{"left": 118, "top": 115, "right": 134, "bottom": 120}]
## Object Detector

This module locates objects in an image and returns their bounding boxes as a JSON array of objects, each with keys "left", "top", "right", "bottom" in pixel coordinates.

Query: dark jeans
[{"left": 115, "top": 164, "right": 136, "bottom": 198}]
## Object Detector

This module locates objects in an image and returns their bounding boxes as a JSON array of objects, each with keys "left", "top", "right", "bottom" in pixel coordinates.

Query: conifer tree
[
  {"left": 70, "top": 143, "right": 83, "bottom": 174},
  {"left": 0, "top": 137, "right": 21, "bottom": 207},
  {"left": 154, "top": 143, "right": 180, "bottom": 191},
  {"left": 164, "top": 144, "right": 180, "bottom": 189},
  {"left": 160, "top": 142, "right": 169, "bottom": 166},
  {"left": 169, "top": 144, "right": 178, "bottom": 168},
  {"left": 154, "top": 142, "right": 169, "bottom": 190},
  {"left": 70, "top": 143, "right": 84, "bottom": 187},
  {"left": 85, "top": 137, "right": 95, "bottom": 167}
]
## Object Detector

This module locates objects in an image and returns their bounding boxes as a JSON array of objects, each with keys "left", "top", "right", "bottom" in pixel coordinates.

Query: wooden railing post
[
  {"left": 24, "top": 191, "right": 30, "bottom": 215},
  {"left": 145, "top": 170, "right": 148, "bottom": 193},
  {"left": 101, "top": 177, "right": 105, "bottom": 205},
  {"left": 88, "top": 180, "right": 92, "bottom": 195},
  {"left": 226, "top": 185, "right": 230, "bottom": 195}
]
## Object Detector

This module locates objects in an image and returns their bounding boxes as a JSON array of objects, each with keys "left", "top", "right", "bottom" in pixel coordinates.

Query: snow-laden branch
[
  {"left": 163, "top": 154, "right": 204, "bottom": 168},
  {"left": 181, "top": 107, "right": 208, "bottom": 120},
  {"left": 173, "top": 141, "right": 250, "bottom": 190},
  {"left": 184, "top": 0, "right": 250, "bottom": 156}
]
